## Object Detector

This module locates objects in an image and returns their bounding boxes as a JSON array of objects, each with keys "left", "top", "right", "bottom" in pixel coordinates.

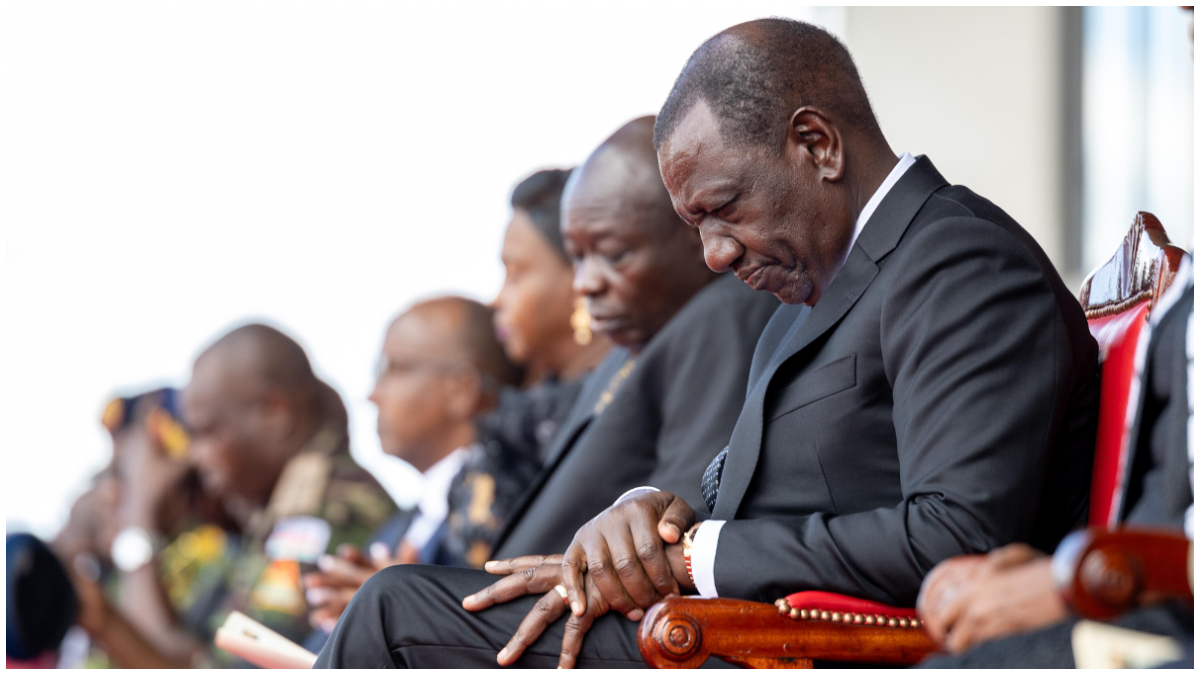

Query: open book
[{"left": 214, "top": 611, "right": 318, "bottom": 669}]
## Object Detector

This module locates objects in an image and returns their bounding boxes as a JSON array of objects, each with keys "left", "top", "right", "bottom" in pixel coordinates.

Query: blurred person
[
  {"left": 315, "top": 114, "right": 780, "bottom": 668},
  {"left": 445, "top": 169, "right": 613, "bottom": 570},
  {"left": 916, "top": 10, "right": 1195, "bottom": 666},
  {"left": 319, "top": 15, "right": 1100, "bottom": 666},
  {"left": 302, "top": 297, "right": 523, "bottom": 638},
  {"left": 484, "top": 116, "right": 779, "bottom": 561},
  {"left": 492, "top": 167, "right": 612, "bottom": 388},
  {"left": 53, "top": 388, "right": 237, "bottom": 668},
  {"left": 916, "top": 260, "right": 1193, "bottom": 667},
  {"left": 7, "top": 534, "right": 79, "bottom": 668},
  {"left": 93, "top": 323, "right": 399, "bottom": 667}
]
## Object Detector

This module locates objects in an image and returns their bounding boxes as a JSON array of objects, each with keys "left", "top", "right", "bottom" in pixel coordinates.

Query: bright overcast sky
[{"left": 4, "top": 2, "right": 841, "bottom": 537}]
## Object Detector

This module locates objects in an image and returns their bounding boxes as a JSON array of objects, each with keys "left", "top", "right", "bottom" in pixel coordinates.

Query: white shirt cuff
[
  {"left": 614, "top": 485, "right": 659, "bottom": 505},
  {"left": 690, "top": 520, "right": 724, "bottom": 598}
]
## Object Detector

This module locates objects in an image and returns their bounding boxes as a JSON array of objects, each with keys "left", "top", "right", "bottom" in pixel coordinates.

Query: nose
[
  {"left": 698, "top": 226, "right": 744, "bottom": 273},
  {"left": 573, "top": 255, "right": 606, "bottom": 298},
  {"left": 488, "top": 281, "right": 506, "bottom": 311}
]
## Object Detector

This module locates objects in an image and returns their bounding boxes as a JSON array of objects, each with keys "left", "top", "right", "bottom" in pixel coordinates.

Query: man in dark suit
[
  {"left": 314, "top": 116, "right": 777, "bottom": 668},
  {"left": 315, "top": 19, "right": 1098, "bottom": 668},
  {"left": 301, "top": 297, "right": 523, "bottom": 635},
  {"left": 474, "top": 116, "right": 779, "bottom": 561}
]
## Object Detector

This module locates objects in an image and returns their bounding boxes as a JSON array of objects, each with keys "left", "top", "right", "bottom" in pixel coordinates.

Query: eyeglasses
[{"left": 373, "top": 356, "right": 500, "bottom": 394}]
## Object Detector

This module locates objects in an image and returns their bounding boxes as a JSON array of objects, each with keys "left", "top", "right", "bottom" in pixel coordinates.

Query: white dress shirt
[
  {"left": 402, "top": 446, "right": 471, "bottom": 551},
  {"left": 618, "top": 152, "right": 917, "bottom": 598}
]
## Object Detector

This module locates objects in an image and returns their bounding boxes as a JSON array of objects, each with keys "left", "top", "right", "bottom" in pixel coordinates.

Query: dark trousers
[
  {"left": 313, "top": 564, "right": 647, "bottom": 668},
  {"left": 917, "top": 603, "right": 1193, "bottom": 668}
]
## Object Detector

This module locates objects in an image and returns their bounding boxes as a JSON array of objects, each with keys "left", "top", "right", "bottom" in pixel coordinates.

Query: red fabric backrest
[{"left": 1085, "top": 302, "right": 1150, "bottom": 528}]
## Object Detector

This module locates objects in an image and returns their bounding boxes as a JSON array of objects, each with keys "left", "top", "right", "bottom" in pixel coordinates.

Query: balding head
[
  {"left": 565, "top": 116, "right": 681, "bottom": 242},
  {"left": 391, "top": 297, "right": 523, "bottom": 389},
  {"left": 655, "top": 18, "right": 881, "bottom": 151},
  {"left": 185, "top": 323, "right": 339, "bottom": 507},
  {"left": 196, "top": 323, "right": 321, "bottom": 402},
  {"left": 372, "top": 296, "right": 521, "bottom": 471},
  {"left": 561, "top": 116, "right": 716, "bottom": 350}
]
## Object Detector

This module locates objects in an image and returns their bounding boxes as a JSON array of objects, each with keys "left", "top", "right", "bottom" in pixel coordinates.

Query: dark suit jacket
[
  {"left": 494, "top": 273, "right": 780, "bottom": 558},
  {"left": 710, "top": 156, "right": 1100, "bottom": 606},
  {"left": 1121, "top": 280, "right": 1193, "bottom": 527}
]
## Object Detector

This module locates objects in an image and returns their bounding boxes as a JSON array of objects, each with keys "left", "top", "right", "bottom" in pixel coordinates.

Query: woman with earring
[{"left": 443, "top": 169, "right": 611, "bottom": 568}]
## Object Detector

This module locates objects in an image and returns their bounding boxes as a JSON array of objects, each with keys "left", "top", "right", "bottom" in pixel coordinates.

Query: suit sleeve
[
  {"left": 712, "top": 218, "right": 1072, "bottom": 606},
  {"left": 645, "top": 290, "right": 773, "bottom": 510}
]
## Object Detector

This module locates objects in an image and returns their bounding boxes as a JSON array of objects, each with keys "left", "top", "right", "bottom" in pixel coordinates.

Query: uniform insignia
[
  {"left": 264, "top": 516, "right": 331, "bottom": 563},
  {"left": 249, "top": 559, "right": 306, "bottom": 615}
]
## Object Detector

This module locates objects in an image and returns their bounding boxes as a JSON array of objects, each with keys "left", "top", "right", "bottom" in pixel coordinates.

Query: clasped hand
[{"left": 461, "top": 490, "right": 698, "bottom": 668}]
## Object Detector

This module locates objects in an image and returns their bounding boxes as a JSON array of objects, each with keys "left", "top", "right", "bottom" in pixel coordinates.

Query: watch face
[{"left": 111, "top": 527, "right": 154, "bottom": 572}]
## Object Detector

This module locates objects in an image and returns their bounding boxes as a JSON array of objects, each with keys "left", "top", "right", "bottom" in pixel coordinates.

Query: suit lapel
[
  {"left": 712, "top": 157, "right": 948, "bottom": 520},
  {"left": 491, "top": 349, "right": 631, "bottom": 551},
  {"left": 712, "top": 253, "right": 877, "bottom": 519}
]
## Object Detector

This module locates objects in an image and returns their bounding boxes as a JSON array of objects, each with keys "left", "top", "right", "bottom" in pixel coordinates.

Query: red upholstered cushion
[
  {"left": 782, "top": 591, "right": 916, "bottom": 619},
  {"left": 1086, "top": 301, "right": 1150, "bottom": 528}
]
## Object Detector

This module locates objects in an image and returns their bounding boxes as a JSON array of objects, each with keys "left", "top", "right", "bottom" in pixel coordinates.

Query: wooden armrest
[
  {"left": 637, "top": 596, "right": 937, "bottom": 669},
  {"left": 1053, "top": 527, "right": 1193, "bottom": 620}
]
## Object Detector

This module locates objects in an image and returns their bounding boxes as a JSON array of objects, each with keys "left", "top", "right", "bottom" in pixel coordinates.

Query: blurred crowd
[
  {"left": 8, "top": 164, "right": 593, "bottom": 665},
  {"left": 5, "top": 11, "right": 1194, "bottom": 671}
]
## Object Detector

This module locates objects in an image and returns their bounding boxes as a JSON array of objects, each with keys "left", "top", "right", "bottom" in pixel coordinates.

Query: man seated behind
[
  {"left": 484, "top": 117, "right": 779, "bottom": 562},
  {"left": 316, "top": 19, "right": 1098, "bottom": 669},
  {"left": 303, "top": 297, "right": 524, "bottom": 634},
  {"left": 917, "top": 261, "right": 1193, "bottom": 668},
  {"left": 182, "top": 324, "right": 396, "bottom": 665}
]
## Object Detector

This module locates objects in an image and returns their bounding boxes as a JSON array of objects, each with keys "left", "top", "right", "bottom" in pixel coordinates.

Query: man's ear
[
  {"left": 788, "top": 108, "right": 844, "bottom": 182},
  {"left": 260, "top": 389, "right": 295, "bottom": 441},
  {"left": 445, "top": 370, "right": 485, "bottom": 421}
]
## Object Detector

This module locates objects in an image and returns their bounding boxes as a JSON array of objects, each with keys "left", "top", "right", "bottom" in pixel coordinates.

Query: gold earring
[{"left": 571, "top": 297, "right": 593, "bottom": 345}]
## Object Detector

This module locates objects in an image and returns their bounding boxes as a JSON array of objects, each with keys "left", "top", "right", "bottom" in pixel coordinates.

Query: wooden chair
[{"left": 637, "top": 212, "right": 1185, "bottom": 668}]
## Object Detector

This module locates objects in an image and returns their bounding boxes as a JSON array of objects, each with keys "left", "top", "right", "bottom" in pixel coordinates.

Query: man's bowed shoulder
[{"left": 649, "top": 272, "right": 781, "bottom": 359}]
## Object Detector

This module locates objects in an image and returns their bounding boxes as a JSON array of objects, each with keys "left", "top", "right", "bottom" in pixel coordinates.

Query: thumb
[{"left": 657, "top": 495, "right": 695, "bottom": 544}]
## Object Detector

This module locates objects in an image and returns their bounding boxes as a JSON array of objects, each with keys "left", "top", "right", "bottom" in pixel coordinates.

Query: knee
[{"left": 359, "top": 563, "right": 426, "bottom": 603}]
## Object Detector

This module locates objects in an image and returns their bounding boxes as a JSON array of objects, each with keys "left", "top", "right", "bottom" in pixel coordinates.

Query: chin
[{"left": 774, "top": 279, "right": 814, "bottom": 305}]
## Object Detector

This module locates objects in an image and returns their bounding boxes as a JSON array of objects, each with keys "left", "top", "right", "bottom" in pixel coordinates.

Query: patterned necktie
[{"left": 701, "top": 447, "right": 728, "bottom": 514}]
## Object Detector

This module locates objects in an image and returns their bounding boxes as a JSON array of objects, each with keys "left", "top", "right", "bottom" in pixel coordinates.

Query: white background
[{"left": 4, "top": 1, "right": 838, "bottom": 537}]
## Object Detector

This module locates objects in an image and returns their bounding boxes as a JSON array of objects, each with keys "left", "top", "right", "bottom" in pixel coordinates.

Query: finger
[
  {"left": 984, "top": 543, "right": 1039, "bottom": 570},
  {"left": 302, "top": 571, "right": 332, "bottom": 589},
  {"left": 631, "top": 520, "right": 680, "bottom": 600},
  {"left": 495, "top": 590, "right": 568, "bottom": 666},
  {"left": 607, "top": 526, "right": 664, "bottom": 614},
  {"left": 944, "top": 609, "right": 981, "bottom": 655},
  {"left": 561, "top": 545, "right": 589, "bottom": 617},
  {"left": 585, "top": 537, "right": 643, "bottom": 620},
  {"left": 557, "top": 607, "right": 598, "bottom": 669},
  {"left": 930, "top": 584, "right": 972, "bottom": 649},
  {"left": 368, "top": 542, "right": 393, "bottom": 565},
  {"left": 483, "top": 554, "right": 556, "bottom": 575},
  {"left": 559, "top": 576, "right": 608, "bottom": 669},
  {"left": 463, "top": 562, "right": 560, "bottom": 611},
  {"left": 656, "top": 495, "right": 695, "bottom": 544},
  {"left": 336, "top": 543, "right": 366, "bottom": 566},
  {"left": 316, "top": 554, "right": 376, "bottom": 586}
]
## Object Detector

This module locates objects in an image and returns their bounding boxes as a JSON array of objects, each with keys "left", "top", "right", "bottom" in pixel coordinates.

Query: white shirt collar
[
  {"left": 402, "top": 445, "right": 471, "bottom": 550},
  {"left": 415, "top": 446, "right": 470, "bottom": 521},
  {"left": 850, "top": 151, "right": 916, "bottom": 252}
]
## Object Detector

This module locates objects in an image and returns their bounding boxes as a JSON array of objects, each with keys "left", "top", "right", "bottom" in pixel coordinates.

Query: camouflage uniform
[{"left": 181, "top": 426, "right": 395, "bottom": 666}]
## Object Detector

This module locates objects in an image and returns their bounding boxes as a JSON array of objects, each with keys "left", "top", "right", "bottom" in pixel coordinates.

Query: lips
[{"left": 737, "top": 266, "right": 769, "bottom": 291}]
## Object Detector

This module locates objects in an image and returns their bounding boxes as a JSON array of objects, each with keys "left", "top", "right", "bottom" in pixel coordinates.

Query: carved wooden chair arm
[
  {"left": 1053, "top": 527, "right": 1193, "bottom": 620},
  {"left": 637, "top": 595, "right": 937, "bottom": 669}
]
